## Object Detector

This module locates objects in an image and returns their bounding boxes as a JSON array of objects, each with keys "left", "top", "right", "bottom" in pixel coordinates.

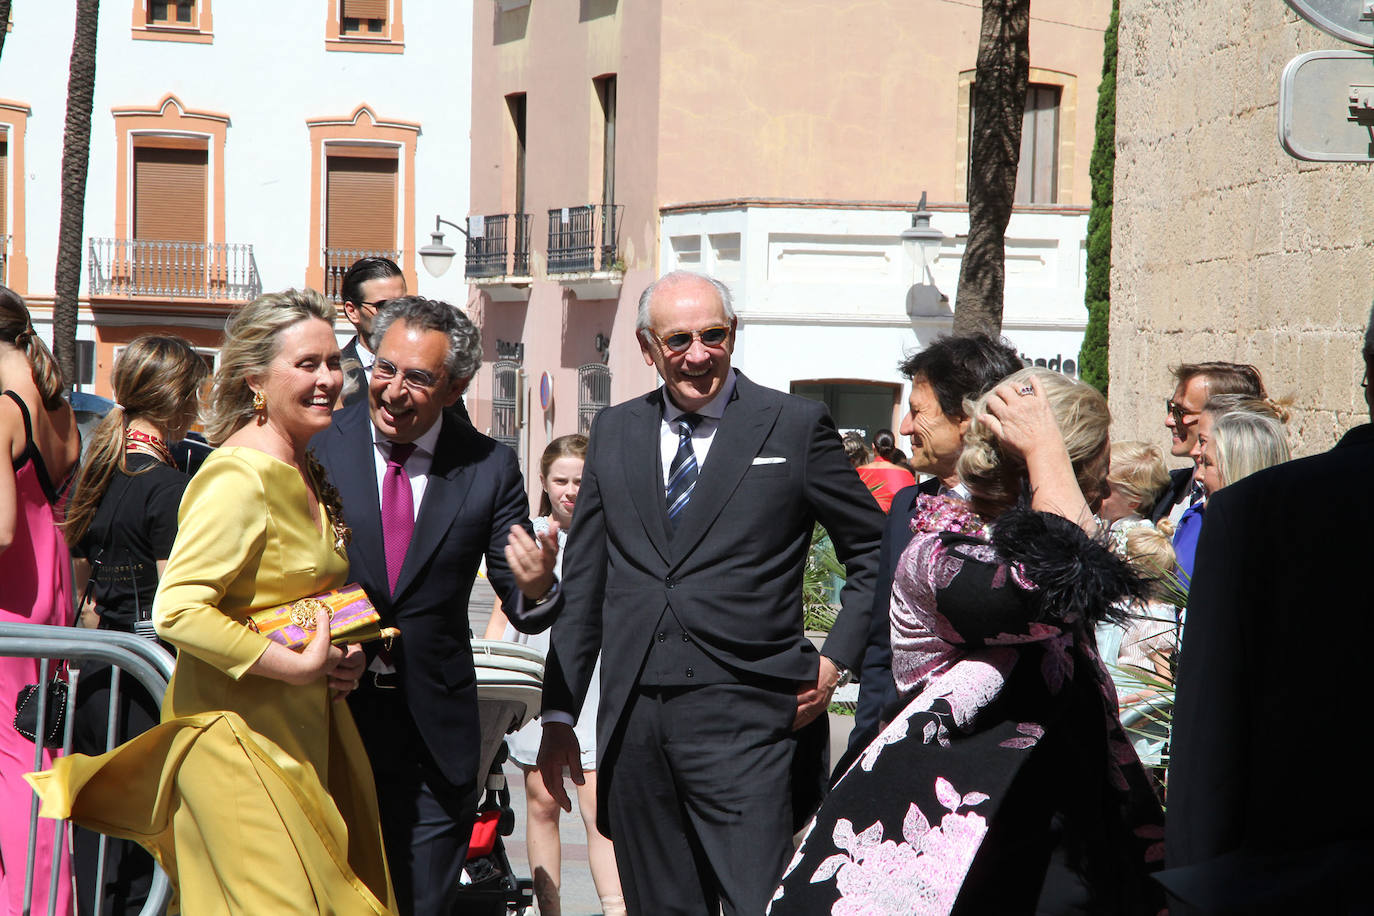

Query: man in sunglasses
[
  {"left": 537, "top": 271, "right": 883, "bottom": 916},
  {"left": 338, "top": 256, "right": 406, "bottom": 407},
  {"left": 1153, "top": 361, "right": 1267, "bottom": 523},
  {"left": 313, "top": 296, "right": 561, "bottom": 914}
]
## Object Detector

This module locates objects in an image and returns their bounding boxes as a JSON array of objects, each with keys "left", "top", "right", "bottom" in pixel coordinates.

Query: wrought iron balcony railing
[
  {"left": 88, "top": 238, "right": 261, "bottom": 302},
  {"left": 323, "top": 247, "right": 402, "bottom": 303},
  {"left": 465, "top": 213, "right": 532, "bottom": 279},
  {"left": 547, "top": 204, "right": 623, "bottom": 274}
]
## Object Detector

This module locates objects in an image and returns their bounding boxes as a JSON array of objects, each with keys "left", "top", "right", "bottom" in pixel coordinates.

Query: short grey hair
[
  {"left": 636, "top": 271, "right": 736, "bottom": 331},
  {"left": 370, "top": 296, "right": 482, "bottom": 382}
]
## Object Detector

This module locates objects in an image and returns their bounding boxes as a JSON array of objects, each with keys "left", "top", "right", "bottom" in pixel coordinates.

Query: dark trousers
[
  {"left": 608, "top": 682, "right": 797, "bottom": 916},
  {"left": 350, "top": 688, "right": 479, "bottom": 916}
]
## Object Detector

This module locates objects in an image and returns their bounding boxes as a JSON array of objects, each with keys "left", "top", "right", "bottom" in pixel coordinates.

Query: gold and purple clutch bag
[{"left": 244, "top": 583, "right": 392, "bottom": 650}]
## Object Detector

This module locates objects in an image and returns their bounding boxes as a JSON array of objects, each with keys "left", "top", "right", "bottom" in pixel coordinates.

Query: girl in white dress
[{"left": 484, "top": 434, "right": 623, "bottom": 916}]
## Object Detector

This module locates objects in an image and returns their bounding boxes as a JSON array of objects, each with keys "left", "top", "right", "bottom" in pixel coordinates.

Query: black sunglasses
[
  {"left": 642, "top": 325, "right": 731, "bottom": 354},
  {"left": 1165, "top": 398, "right": 1200, "bottom": 426}
]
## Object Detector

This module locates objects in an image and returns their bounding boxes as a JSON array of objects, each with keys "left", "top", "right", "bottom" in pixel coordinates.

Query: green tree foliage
[{"left": 1080, "top": 0, "right": 1118, "bottom": 395}]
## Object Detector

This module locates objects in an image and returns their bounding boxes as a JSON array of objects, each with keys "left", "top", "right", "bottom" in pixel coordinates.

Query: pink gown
[{"left": 0, "top": 390, "right": 74, "bottom": 916}]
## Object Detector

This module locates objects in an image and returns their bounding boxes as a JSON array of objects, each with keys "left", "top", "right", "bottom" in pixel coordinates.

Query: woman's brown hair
[
  {"left": 63, "top": 336, "right": 210, "bottom": 544},
  {"left": 537, "top": 434, "right": 588, "bottom": 518},
  {"left": 1, "top": 285, "right": 66, "bottom": 410}
]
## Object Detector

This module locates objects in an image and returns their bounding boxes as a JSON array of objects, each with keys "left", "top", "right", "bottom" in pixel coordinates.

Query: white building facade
[{"left": 1, "top": 0, "right": 472, "bottom": 395}]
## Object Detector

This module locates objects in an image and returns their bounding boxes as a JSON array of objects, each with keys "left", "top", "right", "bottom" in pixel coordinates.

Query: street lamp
[
  {"left": 418, "top": 214, "right": 470, "bottom": 278},
  {"left": 899, "top": 191, "right": 945, "bottom": 285},
  {"left": 900, "top": 192, "right": 949, "bottom": 318}
]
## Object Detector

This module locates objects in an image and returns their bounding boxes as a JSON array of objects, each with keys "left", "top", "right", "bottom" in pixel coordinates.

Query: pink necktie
[{"left": 381, "top": 441, "right": 416, "bottom": 594}]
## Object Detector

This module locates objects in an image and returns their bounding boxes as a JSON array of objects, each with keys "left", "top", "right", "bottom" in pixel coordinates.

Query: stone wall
[{"left": 1111, "top": 0, "right": 1374, "bottom": 460}]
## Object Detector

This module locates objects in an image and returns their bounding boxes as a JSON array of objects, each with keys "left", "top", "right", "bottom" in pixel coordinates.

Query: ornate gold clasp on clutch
[{"left": 289, "top": 597, "right": 334, "bottom": 630}]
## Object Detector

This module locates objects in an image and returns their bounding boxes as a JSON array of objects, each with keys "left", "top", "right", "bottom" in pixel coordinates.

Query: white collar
[{"left": 372, "top": 410, "right": 444, "bottom": 459}]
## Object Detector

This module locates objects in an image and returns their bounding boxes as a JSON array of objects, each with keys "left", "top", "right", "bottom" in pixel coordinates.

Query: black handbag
[{"left": 13, "top": 666, "right": 69, "bottom": 749}]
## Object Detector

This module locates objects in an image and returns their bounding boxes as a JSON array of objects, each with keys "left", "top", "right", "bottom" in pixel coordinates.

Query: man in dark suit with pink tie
[{"left": 313, "top": 296, "right": 559, "bottom": 915}]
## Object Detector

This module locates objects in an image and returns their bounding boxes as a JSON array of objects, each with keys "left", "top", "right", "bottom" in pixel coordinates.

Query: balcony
[
  {"left": 547, "top": 204, "right": 624, "bottom": 298},
  {"left": 465, "top": 213, "right": 532, "bottom": 301},
  {"left": 88, "top": 238, "right": 261, "bottom": 303},
  {"left": 323, "top": 247, "right": 402, "bottom": 303}
]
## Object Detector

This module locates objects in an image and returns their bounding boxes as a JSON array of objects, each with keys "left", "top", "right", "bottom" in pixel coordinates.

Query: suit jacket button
[
  {"left": 665, "top": 577, "right": 676, "bottom": 588},
  {"left": 657, "top": 632, "right": 666, "bottom": 643},
  {"left": 681, "top": 634, "right": 690, "bottom": 642},
  {"left": 685, "top": 667, "right": 695, "bottom": 678}
]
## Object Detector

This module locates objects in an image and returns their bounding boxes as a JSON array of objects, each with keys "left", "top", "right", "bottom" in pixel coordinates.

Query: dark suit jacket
[
  {"left": 1160, "top": 424, "right": 1374, "bottom": 913},
  {"left": 342, "top": 336, "right": 473, "bottom": 425},
  {"left": 542, "top": 371, "right": 884, "bottom": 834},
  {"left": 311, "top": 401, "right": 559, "bottom": 789},
  {"left": 1150, "top": 466, "right": 1195, "bottom": 523},
  {"left": 849, "top": 477, "right": 940, "bottom": 752}
]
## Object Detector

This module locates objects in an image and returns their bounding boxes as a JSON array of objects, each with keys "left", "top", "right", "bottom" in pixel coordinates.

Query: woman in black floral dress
[{"left": 770, "top": 367, "right": 1165, "bottom": 916}]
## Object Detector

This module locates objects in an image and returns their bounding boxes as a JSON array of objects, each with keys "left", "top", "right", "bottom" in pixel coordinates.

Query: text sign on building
[
  {"left": 1279, "top": 50, "right": 1374, "bottom": 161},
  {"left": 1283, "top": 0, "right": 1374, "bottom": 47}
]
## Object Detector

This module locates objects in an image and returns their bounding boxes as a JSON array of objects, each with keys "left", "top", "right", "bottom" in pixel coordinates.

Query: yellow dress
[{"left": 27, "top": 448, "right": 396, "bottom": 915}]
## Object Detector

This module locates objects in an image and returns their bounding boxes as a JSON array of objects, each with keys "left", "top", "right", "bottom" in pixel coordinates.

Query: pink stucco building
[{"left": 462, "top": 0, "right": 1111, "bottom": 479}]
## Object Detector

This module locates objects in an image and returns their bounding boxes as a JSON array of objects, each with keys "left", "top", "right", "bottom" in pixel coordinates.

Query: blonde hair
[
  {"left": 204, "top": 289, "right": 336, "bottom": 445},
  {"left": 1202, "top": 392, "right": 1292, "bottom": 425},
  {"left": 1107, "top": 441, "right": 1171, "bottom": 516},
  {"left": 958, "top": 367, "right": 1111, "bottom": 519},
  {"left": 1, "top": 285, "right": 65, "bottom": 410},
  {"left": 63, "top": 336, "right": 209, "bottom": 544},
  {"left": 1121, "top": 522, "right": 1176, "bottom": 579},
  {"left": 1212, "top": 410, "right": 1290, "bottom": 488}
]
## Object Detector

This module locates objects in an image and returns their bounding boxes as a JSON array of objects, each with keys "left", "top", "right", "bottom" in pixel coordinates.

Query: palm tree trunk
[
  {"left": 53, "top": 0, "right": 99, "bottom": 389},
  {"left": 952, "top": 0, "right": 1030, "bottom": 337},
  {"left": 0, "top": 1, "right": 13, "bottom": 63}
]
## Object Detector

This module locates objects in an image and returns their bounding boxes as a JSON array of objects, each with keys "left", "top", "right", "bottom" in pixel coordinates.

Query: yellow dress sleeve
[{"left": 153, "top": 452, "right": 273, "bottom": 679}]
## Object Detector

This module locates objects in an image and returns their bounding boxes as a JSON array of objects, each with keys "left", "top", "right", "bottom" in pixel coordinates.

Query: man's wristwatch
[
  {"left": 529, "top": 580, "right": 559, "bottom": 607},
  {"left": 824, "top": 656, "right": 853, "bottom": 687}
]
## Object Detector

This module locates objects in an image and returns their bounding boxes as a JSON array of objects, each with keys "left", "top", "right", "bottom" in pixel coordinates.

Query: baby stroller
[{"left": 455, "top": 638, "right": 546, "bottom": 915}]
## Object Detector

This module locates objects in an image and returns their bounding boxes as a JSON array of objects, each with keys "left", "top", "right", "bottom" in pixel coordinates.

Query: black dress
[
  {"left": 770, "top": 497, "right": 1165, "bottom": 915},
  {"left": 71, "top": 452, "right": 188, "bottom": 916}
]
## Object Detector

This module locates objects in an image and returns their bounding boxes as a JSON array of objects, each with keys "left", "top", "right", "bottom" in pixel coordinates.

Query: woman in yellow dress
[{"left": 28, "top": 289, "right": 396, "bottom": 915}]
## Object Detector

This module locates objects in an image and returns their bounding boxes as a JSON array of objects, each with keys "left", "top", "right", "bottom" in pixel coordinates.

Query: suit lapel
[
  {"left": 327, "top": 405, "right": 386, "bottom": 588},
  {"left": 624, "top": 393, "right": 672, "bottom": 564},
  {"left": 668, "top": 375, "right": 777, "bottom": 567},
  {"left": 393, "top": 418, "right": 476, "bottom": 598}
]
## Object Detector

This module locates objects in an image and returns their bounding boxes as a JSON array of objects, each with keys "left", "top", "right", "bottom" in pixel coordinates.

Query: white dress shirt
[
  {"left": 659, "top": 370, "right": 739, "bottom": 484},
  {"left": 370, "top": 413, "right": 444, "bottom": 520}
]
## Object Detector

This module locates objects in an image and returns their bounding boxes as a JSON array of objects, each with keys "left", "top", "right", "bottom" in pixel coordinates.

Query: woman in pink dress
[{"left": 0, "top": 287, "right": 81, "bottom": 916}]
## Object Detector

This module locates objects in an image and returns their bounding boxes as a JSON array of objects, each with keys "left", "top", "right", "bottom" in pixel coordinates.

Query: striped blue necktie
[{"left": 665, "top": 413, "right": 702, "bottom": 531}]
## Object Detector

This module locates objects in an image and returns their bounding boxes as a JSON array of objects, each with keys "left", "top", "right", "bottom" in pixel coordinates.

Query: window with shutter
[
  {"left": 132, "top": 141, "right": 208, "bottom": 294},
  {"left": 966, "top": 82, "right": 1062, "bottom": 206},
  {"left": 341, "top": 0, "right": 386, "bottom": 35},
  {"left": 324, "top": 153, "right": 399, "bottom": 299},
  {"left": 147, "top": 0, "right": 194, "bottom": 25}
]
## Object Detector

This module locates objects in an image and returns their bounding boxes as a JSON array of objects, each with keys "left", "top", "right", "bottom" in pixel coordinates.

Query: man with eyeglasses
[
  {"left": 1153, "top": 361, "right": 1267, "bottom": 524},
  {"left": 338, "top": 256, "right": 406, "bottom": 407},
  {"left": 1161, "top": 317, "right": 1374, "bottom": 913},
  {"left": 312, "top": 296, "right": 561, "bottom": 915},
  {"left": 537, "top": 271, "right": 883, "bottom": 915}
]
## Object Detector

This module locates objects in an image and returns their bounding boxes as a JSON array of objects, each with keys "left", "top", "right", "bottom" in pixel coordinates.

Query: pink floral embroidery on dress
[
  {"left": 998, "top": 721, "right": 1045, "bottom": 750},
  {"left": 798, "top": 778, "right": 990, "bottom": 916}
]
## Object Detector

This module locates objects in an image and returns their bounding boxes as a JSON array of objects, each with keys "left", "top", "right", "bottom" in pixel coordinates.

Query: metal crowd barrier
[{"left": 0, "top": 623, "right": 175, "bottom": 916}]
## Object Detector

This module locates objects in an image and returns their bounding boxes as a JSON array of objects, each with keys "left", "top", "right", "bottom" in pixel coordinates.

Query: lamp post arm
[{"left": 435, "top": 215, "right": 470, "bottom": 239}]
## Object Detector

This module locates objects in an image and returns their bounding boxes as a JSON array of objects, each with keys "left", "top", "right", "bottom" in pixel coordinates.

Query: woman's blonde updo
[
  {"left": 204, "top": 288, "right": 336, "bottom": 445},
  {"left": 957, "top": 366, "right": 1111, "bottom": 520}
]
